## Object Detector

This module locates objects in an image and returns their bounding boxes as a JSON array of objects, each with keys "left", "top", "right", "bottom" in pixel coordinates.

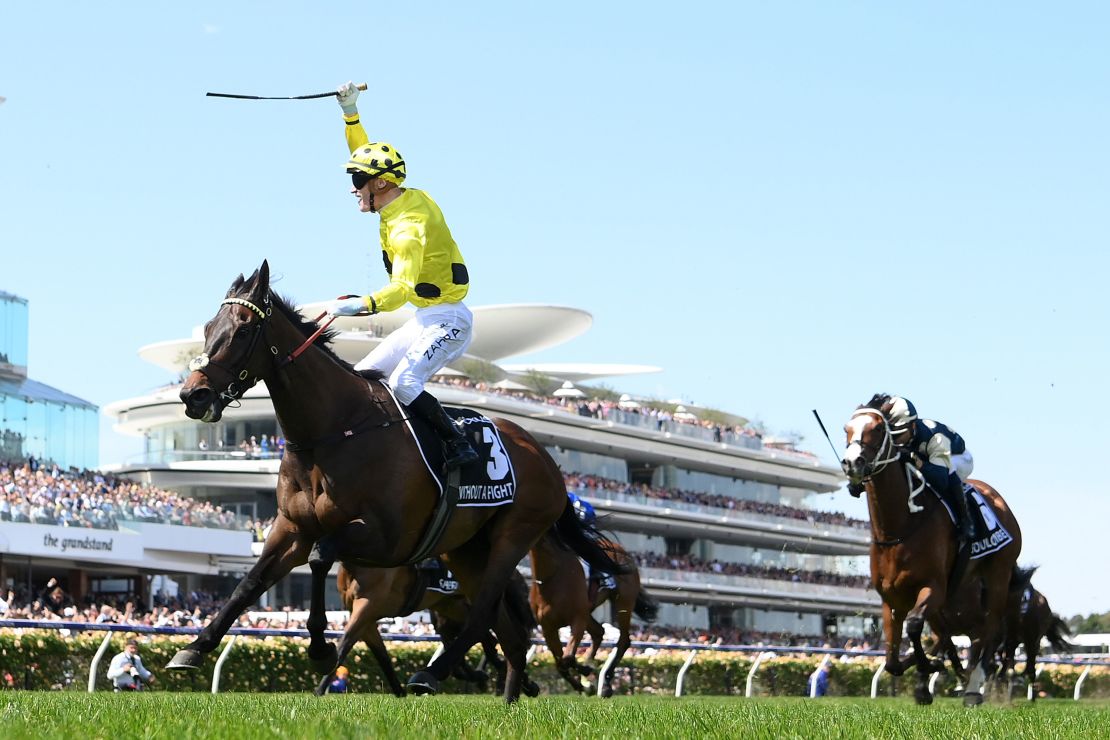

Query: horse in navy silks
[{"left": 842, "top": 393, "right": 1025, "bottom": 706}]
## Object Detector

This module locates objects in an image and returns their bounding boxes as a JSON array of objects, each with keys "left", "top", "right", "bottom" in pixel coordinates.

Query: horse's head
[
  {"left": 180, "top": 261, "right": 274, "bottom": 422},
  {"left": 841, "top": 393, "right": 899, "bottom": 483}
]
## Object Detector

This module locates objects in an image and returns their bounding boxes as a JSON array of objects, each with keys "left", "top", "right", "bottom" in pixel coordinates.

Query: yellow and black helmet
[{"left": 346, "top": 142, "right": 406, "bottom": 185}]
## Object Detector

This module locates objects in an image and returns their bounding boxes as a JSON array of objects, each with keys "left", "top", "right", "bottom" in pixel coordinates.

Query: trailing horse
[
  {"left": 841, "top": 393, "right": 1022, "bottom": 706},
  {"left": 167, "top": 261, "right": 624, "bottom": 702},
  {"left": 998, "top": 577, "right": 1074, "bottom": 701},
  {"left": 314, "top": 561, "right": 532, "bottom": 697},
  {"left": 530, "top": 535, "right": 656, "bottom": 697}
]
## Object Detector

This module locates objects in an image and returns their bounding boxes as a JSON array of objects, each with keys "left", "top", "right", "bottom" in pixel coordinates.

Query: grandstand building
[
  {"left": 0, "top": 291, "right": 98, "bottom": 470},
  {"left": 103, "top": 302, "right": 880, "bottom": 639}
]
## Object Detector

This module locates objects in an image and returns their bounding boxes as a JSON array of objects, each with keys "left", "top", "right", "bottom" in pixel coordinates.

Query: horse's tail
[
  {"left": 503, "top": 568, "right": 536, "bottom": 631},
  {"left": 1045, "top": 615, "right": 1077, "bottom": 654},
  {"left": 552, "top": 500, "right": 632, "bottom": 575},
  {"left": 633, "top": 589, "right": 660, "bottom": 623}
]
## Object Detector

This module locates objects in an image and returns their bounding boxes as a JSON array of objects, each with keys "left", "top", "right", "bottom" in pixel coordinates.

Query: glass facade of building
[{"left": 0, "top": 292, "right": 98, "bottom": 469}]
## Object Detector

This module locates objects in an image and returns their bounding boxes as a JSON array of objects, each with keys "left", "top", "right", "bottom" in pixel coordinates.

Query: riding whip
[
  {"left": 812, "top": 409, "right": 842, "bottom": 461},
  {"left": 206, "top": 83, "right": 367, "bottom": 101}
]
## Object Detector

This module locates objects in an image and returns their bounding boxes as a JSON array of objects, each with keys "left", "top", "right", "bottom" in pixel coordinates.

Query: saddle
[{"left": 936, "top": 483, "right": 1014, "bottom": 560}]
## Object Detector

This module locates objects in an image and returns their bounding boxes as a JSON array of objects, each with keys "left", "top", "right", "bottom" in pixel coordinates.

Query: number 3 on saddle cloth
[
  {"left": 935, "top": 483, "right": 1015, "bottom": 559},
  {"left": 408, "top": 407, "right": 517, "bottom": 507}
]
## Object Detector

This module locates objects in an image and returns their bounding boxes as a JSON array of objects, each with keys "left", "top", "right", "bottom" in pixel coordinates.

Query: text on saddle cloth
[
  {"left": 420, "top": 559, "right": 460, "bottom": 595},
  {"left": 408, "top": 407, "right": 517, "bottom": 507},
  {"left": 934, "top": 483, "right": 1015, "bottom": 560}
]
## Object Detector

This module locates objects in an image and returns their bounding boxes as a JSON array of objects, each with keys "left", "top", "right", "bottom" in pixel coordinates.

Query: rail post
[
  {"left": 1027, "top": 667, "right": 1042, "bottom": 701},
  {"left": 211, "top": 635, "right": 238, "bottom": 694},
  {"left": 870, "top": 662, "right": 885, "bottom": 699},
  {"left": 674, "top": 650, "right": 698, "bottom": 697},
  {"left": 745, "top": 651, "right": 772, "bottom": 698},
  {"left": 87, "top": 631, "right": 114, "bottom": 692},
  {"left": 596, "top": 644, "right": 620, "bottom": 697},
  {"left": 1074, "top": 665, "right": 1091, "bottom": 701},
  {"left": 427, "top": 644, "right": 445, "bottom": 666}
]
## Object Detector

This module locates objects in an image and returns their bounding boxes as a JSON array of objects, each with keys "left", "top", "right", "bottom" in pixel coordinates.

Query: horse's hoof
[
  {"left": 601, "top": 683, "right": 614, "bottom": 699},
  {"left": 963, "top": 692, "right": 984, "bottom": 707},
  {"left": 522, "top": 678, "right": 540, "bottom": 698},
  {"left": 914, "top": 686, "right": 934, "bottom": 705},
  {"left": 408, "top": 671, "right": 439, "bottom": 696},
  {"left": 314, "top": 675, "right": 331, "bottom": 697},
  {"left": 166, "top": 649, "right": 204, "bottom": 670},
  {"left": 309, "top": 643, "right": 338, "bottom": 675}
]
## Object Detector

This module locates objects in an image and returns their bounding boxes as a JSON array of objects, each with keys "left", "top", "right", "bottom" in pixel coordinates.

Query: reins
[
  {"left": 188, "top": 292, "right": 409, "bottom": 450},
  {"left": 847, "top": 407, "right": 929, "bottom": 546}
]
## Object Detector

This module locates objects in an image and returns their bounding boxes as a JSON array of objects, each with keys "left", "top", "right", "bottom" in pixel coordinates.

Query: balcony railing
[
  {"left": 639, "top": 567, "right": 878, "bottom": 604},
  {"left": 581, "top": 487, "right": 869, "bottom": 536}
]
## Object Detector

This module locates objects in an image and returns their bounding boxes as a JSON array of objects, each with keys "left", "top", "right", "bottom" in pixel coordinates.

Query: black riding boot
[
  {"left": 943, "top": 473, "right": 974, "bottom": 546},
  {"left": 407, "top": 391, "right": 479, "bottom": 469}
]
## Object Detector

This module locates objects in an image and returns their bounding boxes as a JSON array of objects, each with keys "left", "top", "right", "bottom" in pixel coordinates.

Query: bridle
[
  {"left": 187, "top": 293, "right": 338, "bottom": 409},
  {"left": 846, "top": 407, "right": 927, "bottom": 522}
]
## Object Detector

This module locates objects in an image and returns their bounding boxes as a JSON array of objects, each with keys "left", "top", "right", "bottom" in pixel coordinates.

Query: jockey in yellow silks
[{"left": 324, "top": 81, "right": 478, "bottom": 469}]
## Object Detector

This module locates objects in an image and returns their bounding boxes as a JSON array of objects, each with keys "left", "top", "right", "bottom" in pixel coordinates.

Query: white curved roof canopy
[{"left": 137, "top": 303, "right": 656, "bottom": 383}]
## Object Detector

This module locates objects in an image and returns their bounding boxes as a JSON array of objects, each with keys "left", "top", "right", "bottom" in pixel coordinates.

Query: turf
[{"left": 0, "top": 693, "right": 1106, "bottom": 739}]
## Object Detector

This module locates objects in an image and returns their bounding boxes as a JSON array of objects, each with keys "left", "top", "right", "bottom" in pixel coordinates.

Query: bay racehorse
[
  {"left": 999, "top": 581, "right": 1074, "bottom": 701},
  {"left": 530, "top": 535, "right": 657, "bottom": 696},
  {"left": 841, "top": 393, "right": 1023, "bottom": 706},
  {"left": 168, "top": 261, "right": 624, "bottom": 702},
  {"left": 314, "top": 561, "right": 530, "bottom": 697}
]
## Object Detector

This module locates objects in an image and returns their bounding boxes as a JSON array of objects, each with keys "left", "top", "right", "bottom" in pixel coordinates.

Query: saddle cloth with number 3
[{"left": 407, "top": 406, "right": 517, "bottom": 507}]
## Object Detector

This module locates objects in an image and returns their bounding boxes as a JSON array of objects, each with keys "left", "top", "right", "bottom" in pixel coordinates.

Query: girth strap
[
  {"left": 403, "top": 468, "right": 461, "bottom": 565},
  {"left": 398, "top": 565, "right": 433, "bottom": 617}
]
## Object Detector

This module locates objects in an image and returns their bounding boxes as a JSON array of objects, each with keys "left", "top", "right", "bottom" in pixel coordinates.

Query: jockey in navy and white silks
[{"left": 888, "top": 396, "right": 974, "bottom": 544}]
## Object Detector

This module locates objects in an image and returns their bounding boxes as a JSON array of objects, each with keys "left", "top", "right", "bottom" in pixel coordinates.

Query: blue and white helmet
[
  {"left": 567, "top": 492, "right": 596, "bottom": 524},
  {"left": 888, "top": 396, "right": 918, "bottom": 434}
]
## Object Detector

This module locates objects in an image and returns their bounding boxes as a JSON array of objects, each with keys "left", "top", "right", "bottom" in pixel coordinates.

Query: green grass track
[{"left": 0, "top": 693, "right": 1106, "bottom": 739}]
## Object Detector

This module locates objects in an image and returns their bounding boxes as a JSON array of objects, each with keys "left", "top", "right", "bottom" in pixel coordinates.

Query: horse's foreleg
[
  {"left": 599, "top": 608, "right": 633, "bottom": 699},
  {"left": 905, "top": 585, "right": 942, "bottom": 705},
  {"left": 168, "top": 521, "right": 309, "bottom": 670},
  {"left": 412, "top": 545, "right": 528, "bottom": 700},
  {"left": 306, "top": 539, "right": 338, "bottom": 673},
  {"left": 881, "top": 602, "right": 909, "bottom": 677},
  {"left": 584, "top": 616, "right": 604, "bottom": 666}
]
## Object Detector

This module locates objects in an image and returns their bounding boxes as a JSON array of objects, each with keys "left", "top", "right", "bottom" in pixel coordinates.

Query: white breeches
[
  {"left": 950, "top": 450, "right": 974, "bottom": 481},
  {"left": 353, "top": 302, "right": 473, "bottom": 405}
]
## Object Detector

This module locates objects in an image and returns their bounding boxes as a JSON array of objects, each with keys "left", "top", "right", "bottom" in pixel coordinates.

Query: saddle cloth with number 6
[{"left": 408, "top": 406, "right": 517, "bottom": 507}]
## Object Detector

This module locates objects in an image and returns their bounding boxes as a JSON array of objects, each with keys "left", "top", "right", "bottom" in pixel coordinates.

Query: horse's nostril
[{"left": 182, "top": 386, "right": 215, "bottom": 409}]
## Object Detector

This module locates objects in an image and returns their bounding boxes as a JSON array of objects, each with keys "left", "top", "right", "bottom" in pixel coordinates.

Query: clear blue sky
[{"left": 2, "top": 4, "right": 1107, "bottom": 616}]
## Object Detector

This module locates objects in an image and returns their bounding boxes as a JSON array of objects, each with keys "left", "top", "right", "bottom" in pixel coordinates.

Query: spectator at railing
[{"left": 630, "top": 550, "right": 870, "bottom": 589}]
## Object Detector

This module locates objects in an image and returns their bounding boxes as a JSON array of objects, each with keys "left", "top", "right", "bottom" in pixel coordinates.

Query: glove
[
  {"left": 325, "top": 296, "right": 370, "bottom": 317},
  {"left": 337, "top": 81, "right": 360, "bottom": 115}
]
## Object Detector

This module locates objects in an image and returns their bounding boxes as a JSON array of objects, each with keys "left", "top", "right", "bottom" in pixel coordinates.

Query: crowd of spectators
[
  {"left": 565, "top": 472, "right": 867, "bottom": 529},
  {"left": 628, "top": 623, "right": 873, "bottom": 652},
  {"left": 428, "top": 376, "right": 813, "bottom": 456},
  {"left": 631, "top": 551, "right": 870, "bottom": 589},
  {"left": 0, "top": 460, "right": 245, "bottom": 532},
  {"left": 0, "top": 577, "right": 876, "bottom": 660}
]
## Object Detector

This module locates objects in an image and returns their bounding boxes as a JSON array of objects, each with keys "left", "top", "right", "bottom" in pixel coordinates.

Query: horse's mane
[
  {"left": 266, "top": 291, "right": 373, "bottom": 378},
  {"left": 861, "top": 393, "right": 892, "bottom": 415}
]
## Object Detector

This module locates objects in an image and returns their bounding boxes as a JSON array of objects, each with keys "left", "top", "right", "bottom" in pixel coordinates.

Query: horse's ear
[
  {"left": 257, "top": 260, "right": 270, "bottom": 293},
  {"left": 225, "top": 274, "right": 246, "bottom": 298}
]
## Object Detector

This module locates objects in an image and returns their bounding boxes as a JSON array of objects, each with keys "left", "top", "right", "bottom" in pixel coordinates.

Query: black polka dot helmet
[{"left": 345, "top": 142, "right": 406, "bottom": 185}]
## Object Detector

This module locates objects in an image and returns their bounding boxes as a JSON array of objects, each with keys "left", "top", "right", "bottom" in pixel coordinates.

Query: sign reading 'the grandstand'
[{"left": 0, "top": 524, "right": 143, "bottom": 563}]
